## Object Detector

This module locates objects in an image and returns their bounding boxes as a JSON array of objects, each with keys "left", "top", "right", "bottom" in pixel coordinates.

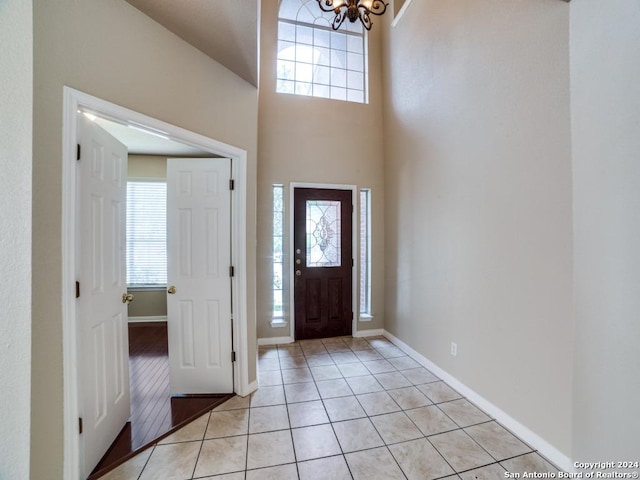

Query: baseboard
[
  {"left": 258, "top": 336, "right": 294, "bottom": 346},
  {"left": 353, "top": 328, "right": 384, "bottom": 338},
  {"left": 258, "top": 331, "right": 385, "bottom": 343},
  {"left": 235, "top": 379, "right": 258, "bottom": 398},
  {"left": 128, "top": 316, "right": 167, "bottom": 323},
  {"left": 383, "top": 330, "right": 574, "bottom": 472}
]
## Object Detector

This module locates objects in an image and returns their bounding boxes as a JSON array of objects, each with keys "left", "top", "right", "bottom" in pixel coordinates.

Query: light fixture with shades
[{"left": 316, "top": 0, "right": 389, "bottom": 31}]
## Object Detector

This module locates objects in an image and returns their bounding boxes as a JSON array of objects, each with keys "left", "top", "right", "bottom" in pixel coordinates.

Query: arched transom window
[{"left": 277, "top": 0, "right": 368, "bottom": 103}]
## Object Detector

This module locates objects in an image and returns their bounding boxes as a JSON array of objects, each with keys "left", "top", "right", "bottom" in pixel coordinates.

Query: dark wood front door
[{"left": 294, "top": 188, "right": 353, "bottom": 340}]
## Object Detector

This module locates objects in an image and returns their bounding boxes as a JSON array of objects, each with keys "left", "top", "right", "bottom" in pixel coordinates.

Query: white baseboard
[
  {"left": 383, "top": 330, "right": 573, "bottom": 472},
  {"left": 353, "top": 328, "right": 384, "bottom": 338},
  {"left": 128, "top": 315, "right": 167, "bottom": 323},
  {"left": 237, "top": 379, "right": 258, "bottom": 398},
  {"left": 258, "top": 336, "right": 294, "bottom": 346}
]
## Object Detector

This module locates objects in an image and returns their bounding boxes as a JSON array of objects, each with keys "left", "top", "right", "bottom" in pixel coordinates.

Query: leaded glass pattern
[
  {"left": 359, "top": 189, "right": 371, "bottom": 315},
  {"left": 277, "top": 0, "right": 367, "bottom": 103},
  {"left": 306, "top": 200, "right": 342, "bottom": 267},
  {"left": 273, "top": 185, "right": 285, "bottom": 318}
]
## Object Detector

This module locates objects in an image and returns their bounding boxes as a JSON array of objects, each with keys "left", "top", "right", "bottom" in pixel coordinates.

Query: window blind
[{"left": 126, "top": 181, "right": 167, "bottom": 286}]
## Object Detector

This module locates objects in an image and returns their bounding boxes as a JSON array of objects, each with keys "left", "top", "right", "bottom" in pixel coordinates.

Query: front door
[
  {"left": 77, "top": 115, "right": 130, "bottom": 478},
  {"left": 166, "top": 158, "right": 234, "bottom": 393},
  {"left": 294, "top": 188, "right": 353, "bottom": 340}
]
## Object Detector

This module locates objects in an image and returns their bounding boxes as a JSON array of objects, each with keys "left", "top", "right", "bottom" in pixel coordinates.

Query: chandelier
[{"left": 316, "top": 0, "right": 389, "bottom": 31}]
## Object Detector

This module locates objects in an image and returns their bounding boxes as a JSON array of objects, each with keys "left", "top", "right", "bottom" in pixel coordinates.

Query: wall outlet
[{"left": 450, "top": 342, "right": 458, "bottom": 357}]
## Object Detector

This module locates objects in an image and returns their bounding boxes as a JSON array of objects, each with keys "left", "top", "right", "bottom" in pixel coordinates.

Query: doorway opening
[
  {"left": 90, "top": 152, "right": 233, "bottom": 477},
  {"left": 62, "top": 87, "right": 251, "bottom": 479}
]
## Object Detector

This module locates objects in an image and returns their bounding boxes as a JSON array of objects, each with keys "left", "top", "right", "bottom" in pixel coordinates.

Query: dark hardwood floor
[
  {"left": 89, "top": 322, "right": 232, "bottom": 479},
  {"left": 128, "top": 322, "right": 171, "bottom": 448}
]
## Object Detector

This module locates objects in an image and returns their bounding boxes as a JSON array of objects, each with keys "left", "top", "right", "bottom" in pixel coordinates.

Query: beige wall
[
  {"left": 571, "top": 0, "right": 640, "bottom": 460},
  {"left": 127, "top": 290, "right": 167, "bottom": 318},
  {"left": 0, "top": 1, "right": 32, "bottom": 478},
  {"left": 128, "top": 154, "right": 167, "bottom": 179},
  {"left": 381, "top": 0, "right": 573, "bottom": 457},
  {"left": 257, "top": 0, "right": 386, "bottom": 339},
  {"left": 31, "top": 1, "right": 258, "bottom": 478}
]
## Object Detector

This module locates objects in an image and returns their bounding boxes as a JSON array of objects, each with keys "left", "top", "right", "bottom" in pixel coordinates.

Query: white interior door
[
  {"left": 166, "top": 158, "right": 233, "bottom": 393},
  {"left": 77, "top": 115, "right": 130, "bottom": 477}
]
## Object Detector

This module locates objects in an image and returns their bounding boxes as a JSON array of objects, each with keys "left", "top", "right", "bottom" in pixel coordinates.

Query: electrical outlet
[{"left": 450, "top": 342, "right": 458, "bottom": 357}]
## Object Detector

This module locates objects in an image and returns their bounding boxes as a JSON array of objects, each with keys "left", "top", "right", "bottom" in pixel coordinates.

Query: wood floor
[
  {"left": 128, "top": 322, "right": 171, "bottom": 448},
  {"left": 89, "top": 322, "right": 232, "bottom": 479}
]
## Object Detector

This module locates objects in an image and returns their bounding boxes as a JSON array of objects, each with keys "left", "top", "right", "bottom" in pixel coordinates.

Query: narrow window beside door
[
  {"left": 360, "top": 189, "right": 372, "bottom": 318},
  {"left": 272, "top": 185, "right": 286, "bottom": 326},
  {"left": 126, "top": 181, "right": 167, "bottom": 286}
]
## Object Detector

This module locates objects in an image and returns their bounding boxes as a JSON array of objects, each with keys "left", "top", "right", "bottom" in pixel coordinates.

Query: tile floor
[{"left": 102, "top": 336, "right": 559, "bottom": 480}]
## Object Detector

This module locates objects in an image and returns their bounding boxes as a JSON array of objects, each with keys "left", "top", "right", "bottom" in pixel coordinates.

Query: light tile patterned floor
[{"left": 102, "top": 336, "right": 559, "bottom": 480}]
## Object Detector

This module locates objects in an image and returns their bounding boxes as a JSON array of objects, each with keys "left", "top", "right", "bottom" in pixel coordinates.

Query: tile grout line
[
  {"left": 241, "top": 336, "right": 551, "bottom": 478},
  {"left": 134, "top": 443, "right": 156, "bottom": 480},
  {"left": 188, "top": 410, "right": 213, "bottom": 480}
]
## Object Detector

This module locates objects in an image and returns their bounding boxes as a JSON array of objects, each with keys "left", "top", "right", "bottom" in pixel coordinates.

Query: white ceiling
[
  {"left": 125, "top": 0, "right": 260, "bottom": 87},
  {"left": 94, "top": 116, "right": 212, "bottom": 156}
]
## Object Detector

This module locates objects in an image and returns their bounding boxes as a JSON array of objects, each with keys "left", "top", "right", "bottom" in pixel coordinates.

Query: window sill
[
  {"left": 359, "top": 314, "right": 374, "bottom": 322},
  {"left": 270, "top": 318, "right": 288, "bottom": 329},
  {"left": 127, "top": 285, "right": 167, "bottom": 292}
]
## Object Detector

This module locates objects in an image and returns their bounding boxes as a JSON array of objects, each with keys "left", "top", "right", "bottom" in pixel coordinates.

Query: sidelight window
[
  {"left": 360, "top": 189, "right": 371, "bottom": 316},
  {"left": 273, "top": 185, "right": 285, "bottom": 320}
]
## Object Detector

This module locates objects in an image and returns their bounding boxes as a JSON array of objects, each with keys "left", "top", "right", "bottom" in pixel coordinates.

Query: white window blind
[{"left": 126, "top": 181, "right": 167, "bottom": 286}]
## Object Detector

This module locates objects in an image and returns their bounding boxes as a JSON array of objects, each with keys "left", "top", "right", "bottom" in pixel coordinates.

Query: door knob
[
  {"left": 167, "top": 285, "right": 176, "bottom": 294},
  {"left": 122, "top": 293, "right": 134, "bottom": 304}
]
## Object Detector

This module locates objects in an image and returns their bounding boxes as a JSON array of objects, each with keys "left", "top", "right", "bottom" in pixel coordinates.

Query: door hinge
[
  {"left": 352, "top": 258, "right": 354, "bottom": 267},
  {"left": 229, "top": 266, "right": 235, "bottom": 277},
  {"left": 231, "top": 351, "right": 237, "bottom": 362},
  {"left": 229, "top": 179, "right": 235, "bottom": 190},
  {"left": 78, "top": 417, "right": 83, "bottom": 434},
  {"left": 75, "top": 281, "right": 80, "bottom": 298},
  {"left": 76, "top": 144, "right": 81, "bottom": 161}
]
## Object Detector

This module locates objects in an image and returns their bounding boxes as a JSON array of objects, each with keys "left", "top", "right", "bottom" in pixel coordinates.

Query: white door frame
[
  {"left": 61, "top": 87, "right": 251, "bottom": 479},
  {"left": 289, "top": 183, "right": 358, "bottom": 341}
]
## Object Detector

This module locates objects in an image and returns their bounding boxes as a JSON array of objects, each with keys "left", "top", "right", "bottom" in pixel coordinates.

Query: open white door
[
  {"left": 166, "top": 158, "right": 234, "bottom": 393},
  {"left": 77, "top": 115, "right": 130, "bottom": 477}
]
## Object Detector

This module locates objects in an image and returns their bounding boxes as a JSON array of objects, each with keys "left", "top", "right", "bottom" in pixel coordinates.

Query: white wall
[
  {"left": 0, "top": 1, "right": 33, "bottom": 478},
  {"left": 382, "top": 0, "right": 574, "bottom": 458},
  {"left": 257, "top": 0, "right": 386, "bottom": 339},
  {"left": 571, "top": 0, "right": 640, "bottom": 461},
  {"left": 31, "top": 1, "right": 258, "bottom": 477}
]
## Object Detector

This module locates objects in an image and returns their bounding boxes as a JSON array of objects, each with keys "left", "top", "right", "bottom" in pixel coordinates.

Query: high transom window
[{"left": 277, "top": 0, "right": 368, "bottom": 103}]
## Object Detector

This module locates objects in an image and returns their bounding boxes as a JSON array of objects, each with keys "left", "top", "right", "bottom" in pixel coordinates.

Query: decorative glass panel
[
  {"left": 273, "top": 185, "right": 285, "bottom": 318},
  {"left": 306, "top": 200, "right": 341, "bottom": 267},
  {"left": 359, "top": 189, "right": 371, "bottom": 314}
]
